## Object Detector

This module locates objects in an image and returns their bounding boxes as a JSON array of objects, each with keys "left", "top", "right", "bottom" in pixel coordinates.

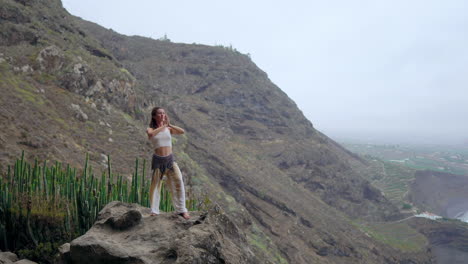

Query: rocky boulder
[
  {"left": 0, "top": 251, "right": 37, "bottom": 264},
  {"left": 59, "top": 201, "right": 257, "bottom": 264},
  {"left": 36, "top": 45, "right": 65, "bottom": 72}
]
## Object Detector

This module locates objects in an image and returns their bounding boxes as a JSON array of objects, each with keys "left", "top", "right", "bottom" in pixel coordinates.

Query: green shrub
[
  {"left": 18, "top": 242, "right": 61, "bottom": 264},
  {"left": 402, "top": 203, "right": 412, "bottom": 210}
]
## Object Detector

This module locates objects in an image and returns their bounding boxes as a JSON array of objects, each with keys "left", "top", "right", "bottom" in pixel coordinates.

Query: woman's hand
[{"left": 165, "top": 115, "right": 171, "bottom": 127}]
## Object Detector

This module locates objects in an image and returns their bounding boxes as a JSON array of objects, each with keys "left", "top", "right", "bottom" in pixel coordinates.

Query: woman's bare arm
[
  {"left": 168, "top": 124, "right": 185, "bottom": 135},
  {"left": 165, "top": 115, "right": 185, "bottom": 135},
  {"left": 146, "top": 125, "right": 167, "bottom": 139}
]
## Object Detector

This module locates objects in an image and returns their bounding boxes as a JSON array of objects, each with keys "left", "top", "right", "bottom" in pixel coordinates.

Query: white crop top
[{"left": 150, "top": 127, "right": 172, "bottom": 148}]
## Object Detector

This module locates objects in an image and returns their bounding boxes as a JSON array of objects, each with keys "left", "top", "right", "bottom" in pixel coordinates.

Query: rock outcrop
[
  {"left": 407, "top": 217, "right": 468, "bottom": 264},
  {"left": 58, "top": 201, "right": 257, "bottom": 264},
  {"left": 410, "top": 170, "right": 468, "bottom": 219},
  {"left": 0, "top": 251, "right": 37, "bottom": 264}
]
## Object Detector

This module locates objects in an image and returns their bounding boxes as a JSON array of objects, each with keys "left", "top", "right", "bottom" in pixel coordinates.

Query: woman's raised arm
[{"left": 146, "top": 125, "right": 167, "bottom": 139}]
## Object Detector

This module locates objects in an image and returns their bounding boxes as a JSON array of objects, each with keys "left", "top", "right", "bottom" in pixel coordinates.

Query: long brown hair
[{"left": 149, "top": 107, "right": 162, "bottom": 129}]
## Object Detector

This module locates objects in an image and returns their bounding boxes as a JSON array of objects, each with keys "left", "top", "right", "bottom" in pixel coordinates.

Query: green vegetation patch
[
  {"left": 122, "top": 112, "right": 133, "bottom": 122},
  {"left": 33, "top": 72, "right": 56, "bottom": 85},
  {"left": 15, "top": 84, "right": 44, "bottom": 106},
  {"left": 247, "top": 231, "right": 268, "bottom": 251},
  {"left": 359, "top": 222, "right": 427, "bottom": 252},
  {"left": 119, "top": 67, "right": 133, "bottom": 79},
  {"left": 176, "top": 150, "right": 214, "bottom": 189},
  {"left": 247, "top": 224, "right": 288, "bottom": 264},
  {"left": 0, "top": 61, "right": 10, "bottom": 71},
  {"left": 1, "top": 72, "right": 45, "bottom": 106}
]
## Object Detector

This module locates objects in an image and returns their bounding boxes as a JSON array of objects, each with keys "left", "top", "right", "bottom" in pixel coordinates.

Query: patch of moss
[
  {"left": 33, "top": 72, "right": 56, "bottom": 85},
  {"left": 176, "top": 151, "right": 213, "bottom": 188},
  {"left": 17, "top": 87, "right": 44, "bottom": 105},
  {"left": 52, "top": 115, "right": 66, "bottom": 127},
  {"left": 213, "top": 191, "right": 238, "bottom": 212},
  {"left": 247, "top": 232, "right": 268, "bottom": 251},
  {"left": 85, "top": 122, "right": 95, "bottom": 132},
  {"left": 0, "top": 61, "right": 10, "bottom": 72},
  {"left": 122, "top": 112, "right": 133, "bottom": 122},
  {"left": 119, "top": 67, "right": 132, "bottom": 78},
  {"left": 64, "top": 48, "right": 83, "bottom": 58},
  {"left": 247, "top": 224, "right": 288, "bottom": 264},
  {"left": 3, "top": 74, "right": 45, "bottom": 106},
  {"left": 356, "top": 222, "right": 427, "bottom": 252}
]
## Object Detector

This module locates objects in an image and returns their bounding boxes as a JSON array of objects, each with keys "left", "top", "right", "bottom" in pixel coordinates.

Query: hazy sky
[{"left": 62, "top": 0, "right": 468, "bottom": 145}]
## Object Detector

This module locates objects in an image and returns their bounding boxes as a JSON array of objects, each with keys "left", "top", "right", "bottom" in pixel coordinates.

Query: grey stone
[
  {"left": 97, "top": 100, "right": 112, "bottom": 115},
  {"left": 85, "top": 80, "right": 104, "bottom": 97},
  {"left": 57, "top": 243, "right": 70, "bottom": 264},
  {"left": 21, "top": 65, "right": 33, "bottom": 73},
  {"left": 0, "top": 252, "right": 18, "bottom": 263},
  {"left": 70, "top": 104, "right": 88, "bottom": 122},
  {"left": 73, "top": 63, "right": 85, "bottom": 75},
  {"left": 14, "top": 260, "right": 38, "bottom": 264},
  {"left": 36, "top": 45, "right": 64, "bottom": 72},
  {"left": 61, "top": 201, "right": 257, "bottom": 264},
  {"left": 58, "top": 243, "right": 70, "bottom": 255}
]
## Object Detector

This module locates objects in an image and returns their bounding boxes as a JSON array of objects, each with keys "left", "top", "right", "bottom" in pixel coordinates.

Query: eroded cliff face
[
  {"left": 407, "top": 217, "right": 468, "bottom": 264},
  {"left": 410, "top": 170, "right": 468, "bottom": 219},
  {"left": 0, "top": 0, "right": 436, "bottom": 263}
]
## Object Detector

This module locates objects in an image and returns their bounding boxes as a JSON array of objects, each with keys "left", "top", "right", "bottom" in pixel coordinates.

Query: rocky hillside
[
  {"left": 0, "top": 0, "right": 438, "bottom": 263},
  {"left": 0, "top": 0, "right": 147, "bottom": 174},
  {"left": 73, "top": 13, "right": 400, "bottom": 222},
  {"left": 407, "top": 217, "right": 468, "bottom": 264}
]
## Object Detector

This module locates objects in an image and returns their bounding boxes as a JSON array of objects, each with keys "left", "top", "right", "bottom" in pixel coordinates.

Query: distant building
[{"left": 415, "top": 212, "right": 442, "bottom": 220}]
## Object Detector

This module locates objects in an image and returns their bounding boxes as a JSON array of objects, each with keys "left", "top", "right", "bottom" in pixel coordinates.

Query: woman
[{"left": 146, "top": 107, "right": 190, "bottom": 219}]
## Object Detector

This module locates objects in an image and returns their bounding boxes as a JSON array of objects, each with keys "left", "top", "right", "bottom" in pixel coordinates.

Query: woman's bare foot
[
  {"left": 179, "top": 212, "right": 190, "bottom": 219},
  {"left": 150, "top": 212, "right": 158, "bottom": 216}
]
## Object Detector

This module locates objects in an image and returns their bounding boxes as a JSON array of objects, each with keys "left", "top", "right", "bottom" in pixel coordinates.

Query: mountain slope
[
  {"left": 0, "top": 0, "right": 434, "bottom": 263},
  {"left": 74, "top": 17, "right": 400, "bottom": 222}
]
